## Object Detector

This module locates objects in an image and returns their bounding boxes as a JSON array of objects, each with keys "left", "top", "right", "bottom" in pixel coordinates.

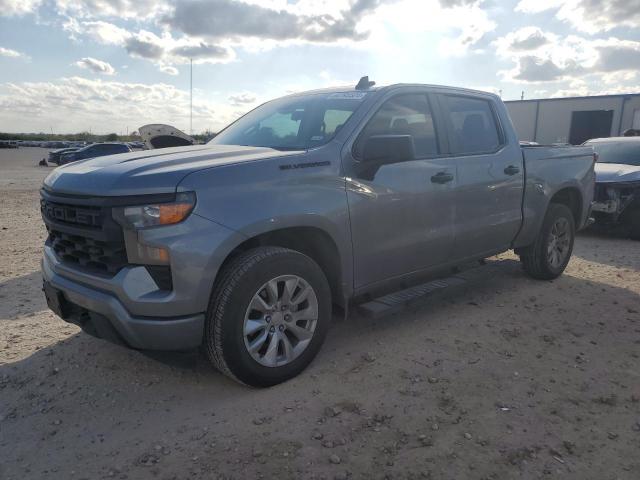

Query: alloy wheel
[
  {"left": 243, "top": 275, "right": 319, "bottom": 367},
  {"left": 547, "top": 217, "right": 571, "bottom": 269}
]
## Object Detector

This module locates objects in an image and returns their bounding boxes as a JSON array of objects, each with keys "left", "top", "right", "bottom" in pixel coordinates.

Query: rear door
[
  {"left": 345, "top": 91, "right": 457, "bottom": 290},
  {"left": 436, "top": 94, "right": 524, "bottom": 258}
]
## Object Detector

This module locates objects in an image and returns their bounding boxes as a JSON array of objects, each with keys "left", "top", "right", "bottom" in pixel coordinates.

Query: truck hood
[
  {"left": 43, "top": 144, "right": 303, "bottom": 196},
  {"left": 595, "top": 163, "right": 640, "bottom": 183}
]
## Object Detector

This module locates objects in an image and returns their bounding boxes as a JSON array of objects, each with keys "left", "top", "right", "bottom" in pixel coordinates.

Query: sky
[{"left": 0, "top": 0, "right": 639, "bottom": 134}]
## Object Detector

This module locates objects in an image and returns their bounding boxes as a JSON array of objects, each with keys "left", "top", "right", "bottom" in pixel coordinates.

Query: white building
[{"left": 505, "top": 93, "right": 640, "bottom": 145}]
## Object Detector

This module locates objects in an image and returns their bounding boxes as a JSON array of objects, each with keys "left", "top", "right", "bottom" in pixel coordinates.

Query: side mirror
[{"left": 361, "top": 134, "right": 415, "bottom": 165}]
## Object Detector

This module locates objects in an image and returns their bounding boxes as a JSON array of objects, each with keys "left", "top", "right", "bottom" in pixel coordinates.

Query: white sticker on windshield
[{"left": 327, "top": 91, "right": 368, "bottom": 100}]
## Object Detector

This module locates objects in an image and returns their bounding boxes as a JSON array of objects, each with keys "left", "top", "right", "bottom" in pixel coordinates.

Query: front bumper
[
  {"left": 592, "top": 181, "right": 639, "bottom": 222},
  {"left": 42, "top": 250, "right": 204, "bottom": 350},
  {"left": 40, "top": 210, "right": 245, "bottom": 351}
]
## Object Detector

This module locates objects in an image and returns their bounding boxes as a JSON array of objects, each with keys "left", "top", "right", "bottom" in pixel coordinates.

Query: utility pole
[
  {"left": 190, "top": 58, "right": 193, "bottom": 135},
  {"left": 521, "top": 91, "right": 525, "bottom": 101}
]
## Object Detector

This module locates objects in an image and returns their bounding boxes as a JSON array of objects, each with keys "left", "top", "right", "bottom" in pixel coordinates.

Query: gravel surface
[{"left": 1, "top": 148, "right": 639, "bottom": 479}]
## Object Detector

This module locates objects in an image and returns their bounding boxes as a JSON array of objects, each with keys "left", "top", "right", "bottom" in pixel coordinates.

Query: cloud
[
  {"left": 81, "top": 21, "right": 131, "bottom": 45},
  {"left": 0, "top": 46, "right": 23, "bottom": 58},
  {"left": 75, "top": 57, "right": 116, "bottom": 75},
  {"left": 594, "top": 42, "right": 640, "bottom": 72},
  {"left": 124, "top": 31, "right": 165, "bottom": 60},
  {"left": 171, "top": 42, "right": 232, "bottom": 61},
  {"left": 497, "top": 28, "right": 640, "bottom": 83},
  {"left": 494, "top": 27, "right": 552, "bottom": 53},
  {"left": 437, "top": 0, "right": 479, "bottom": 5},
  {"left": 549, "top": 77, "right": 640, "bottom": 98},
  {"left": 50, "top": 0, "right": 495, "bottom": 76},
  {"left": 0, "top": 76, "right": 238, "bottom": 133},
  {"left": 53, "top": 0, "right": 167, "bottom": 20},
  {"left": 73, "top": 21, "right": 235, "bottom": 66},
  {"left": 510, "top": 56, "right": 569, "bottom": 82},
  {"left": 0, "top": 0, "right": 41, "bottom": 16},
  {"left": 159, "top": 65, "right": 179, "bottom": 75},
  {"left": 162, "top": 0, "right": 384, "bottom": 44},
  {"left": 515, "top": 0, "right": 640, "bottom": 33},
  {"left": 228, "top": 92, "right": 257, "bottom": 106}
]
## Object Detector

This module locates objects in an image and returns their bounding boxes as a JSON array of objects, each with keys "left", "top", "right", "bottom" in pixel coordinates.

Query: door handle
[
  {"left": 431, "top": 172, "right": 454, "bottom": 184},
  {"left": 504, "top": 165, "right": 520, "bottom": 176}
]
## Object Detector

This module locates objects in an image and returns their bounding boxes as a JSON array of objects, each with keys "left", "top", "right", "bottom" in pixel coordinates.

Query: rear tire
[
  {"left": 204, "top": 247, "right": 331, "bottom": 387},
  {"left": 520, "top": 203, "right": 575, "bottom": 280}
]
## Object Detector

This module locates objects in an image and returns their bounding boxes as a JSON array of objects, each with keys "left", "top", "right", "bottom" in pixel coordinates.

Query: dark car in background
[
  {"left": 48, "top": 147, "right": 80, "bottom": 165},
  {"left": 586, "top": 137, "right": 640, "bottom": 239},
  {"left": 59, "top": 143, "right": 131, "bottom": 165}
]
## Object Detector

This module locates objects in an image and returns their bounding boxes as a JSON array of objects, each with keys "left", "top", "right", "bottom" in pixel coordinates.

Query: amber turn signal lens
[{"left": 159, "top": 203, "right": 193, "bottom": 225}]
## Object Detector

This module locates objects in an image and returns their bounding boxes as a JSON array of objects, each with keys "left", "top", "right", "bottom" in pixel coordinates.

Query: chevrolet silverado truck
[
  {"left": 585, "top": 137, "right": 640, "bottom": 239},
  {"left": 41, "top": 79, "right": 595, "bottom": 386}
]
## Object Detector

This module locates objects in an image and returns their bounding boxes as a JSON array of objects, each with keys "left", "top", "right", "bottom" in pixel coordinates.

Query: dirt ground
[{"left": 1, "top": 148, "right": 639, "bottom": 480}]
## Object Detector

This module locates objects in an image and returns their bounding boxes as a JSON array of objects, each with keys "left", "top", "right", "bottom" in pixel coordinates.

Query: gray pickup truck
[{"left": 41, "top": 79, "right": 595, "bottom": 386}]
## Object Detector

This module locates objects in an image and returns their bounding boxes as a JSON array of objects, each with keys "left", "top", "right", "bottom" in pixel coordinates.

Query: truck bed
[{"left": 514, "top": 145, "right": 595, "bottom": 248}]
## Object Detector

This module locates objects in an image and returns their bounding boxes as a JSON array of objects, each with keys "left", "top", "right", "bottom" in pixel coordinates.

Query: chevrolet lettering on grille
[{"left": 41, "top": 201, "right": 102, "bottom": 227}]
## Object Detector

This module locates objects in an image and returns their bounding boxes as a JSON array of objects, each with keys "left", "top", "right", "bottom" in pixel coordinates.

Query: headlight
[{"left": 121, "top": 192, "right": 196, "bottom": 229}]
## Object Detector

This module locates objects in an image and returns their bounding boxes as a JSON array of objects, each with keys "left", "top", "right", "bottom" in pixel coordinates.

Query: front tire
[
  {"left": 204, "top": 247, "right": 331, "bottom": 387},
  {"left": 519, "top": 203, "right": 575, "bottom": 280}
]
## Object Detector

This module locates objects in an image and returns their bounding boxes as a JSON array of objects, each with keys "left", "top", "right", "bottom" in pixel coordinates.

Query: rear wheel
[
  {"left": 520, "top": 203, "right": 575, "bottom": 280},
  {"left": 204, "top": 247, "right": 331, "bottom": 387}
]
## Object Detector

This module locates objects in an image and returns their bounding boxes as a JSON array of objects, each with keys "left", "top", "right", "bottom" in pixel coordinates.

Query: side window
[
  {"left": 442, "top": 95, "right": 503, "bottom": 155},
  {"left": 110, "top": 145, "right": 126, "bottom": 153},
  {"left": 323, "top": 109, "right": 352, "bottom": 137},
  {"left": 358, "top": 94, "right": 439, "bottom": 158},
  {"left": 256, "top": 109, "right": 303, "bottom": 147}
]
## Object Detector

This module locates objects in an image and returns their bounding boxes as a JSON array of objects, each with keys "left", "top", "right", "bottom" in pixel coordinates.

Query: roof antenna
[{"left": 356, "top": 76, "right": 376, "bottom": 90}]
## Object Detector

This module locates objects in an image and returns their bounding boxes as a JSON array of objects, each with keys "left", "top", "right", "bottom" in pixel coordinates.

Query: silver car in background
[{"left": 586, "top": 137, "right": 640, "bottom": 239}]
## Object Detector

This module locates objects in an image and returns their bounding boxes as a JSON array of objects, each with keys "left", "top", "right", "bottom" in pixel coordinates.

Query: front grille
[
  {"left": 48, "top": 228, "right": 127, "bottom": 275},
  {"left": 41, "top": 193, "right": 128, "bottom": 276}
]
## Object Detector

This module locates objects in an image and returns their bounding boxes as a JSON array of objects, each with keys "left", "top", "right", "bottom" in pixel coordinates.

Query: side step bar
[{"left": 356, "top": 259, "right": 511, "bottom": 319}]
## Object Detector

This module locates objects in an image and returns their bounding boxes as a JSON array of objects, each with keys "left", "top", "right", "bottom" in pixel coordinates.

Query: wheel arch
[
  {"left": 217, "top": 226, "right": 347, "bottom": 309},
  {"left": 549, "top": 186, "right": 583, "bottom": 226}
]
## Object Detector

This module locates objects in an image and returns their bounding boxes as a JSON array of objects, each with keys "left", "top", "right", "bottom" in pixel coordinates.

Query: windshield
[
  {"left": 589, "top": 141, "right": 640, "bottom": 166},
  {"left": 209, "top": 92, "right": 367, "bottom": 151}
]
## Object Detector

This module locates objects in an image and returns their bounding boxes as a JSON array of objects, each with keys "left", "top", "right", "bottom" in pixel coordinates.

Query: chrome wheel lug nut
[
  {"left": 269, "top": 325, "right": 275, "bottom": 333},
  {"left": 278, "top": 325, "right": 285, "bottom": 332},
  {"left": 265, "top": 316, "right": 271, "bottom": 323},
  {"left": 281, "top": 305, "right": 287, "bottom": 311},
  {"left": 284, "top": 314, "right": 291, "bottom": 321}
]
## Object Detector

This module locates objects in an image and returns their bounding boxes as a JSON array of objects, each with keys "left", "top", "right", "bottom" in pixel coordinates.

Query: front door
[{"left": 345, "top": 92, "right": 456, "bottom": 290}]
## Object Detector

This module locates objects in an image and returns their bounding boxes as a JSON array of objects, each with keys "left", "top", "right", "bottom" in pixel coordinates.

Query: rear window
[
  {"left": 589, "top": 141, "right": 640, "bottom": 167},
  {"left": 441, "top": 95, "right": 503, "bottom": 155}
]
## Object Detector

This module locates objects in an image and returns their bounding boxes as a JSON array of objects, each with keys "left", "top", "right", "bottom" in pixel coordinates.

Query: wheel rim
[
  {"left": 547, "top": 217, "right": 571, "bottom": 269},
  {"left": 243, "top": 275, "right": 319, "bottom": 368}
]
